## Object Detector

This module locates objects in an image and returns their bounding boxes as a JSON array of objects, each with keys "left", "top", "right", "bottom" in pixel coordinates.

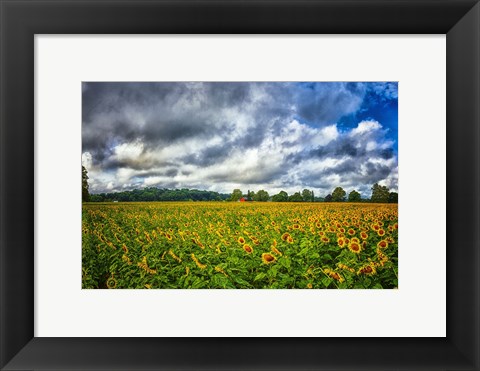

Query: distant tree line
[
  {"left": 322, "top": 184, "right": 397, "bottom": 203},
  {"left": 82, "top": 167, "right": 398, "bottom": 203},
  {"left": 86, "top": 184, "right": 397, "bottom": 203},
  {"left": 229, "top": 183, "right": 397, "bottom": 203},
  {"left": 89, "top": 187, "right": 230, "bottom": 202}
]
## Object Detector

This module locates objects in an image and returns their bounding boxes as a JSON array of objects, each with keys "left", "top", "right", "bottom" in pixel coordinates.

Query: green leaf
[
  {"left": 323, "top": 253, "right": 333, "bottom": 261},
  {"left": 254, "top": 273, "right": 267, "bottom": 281}
]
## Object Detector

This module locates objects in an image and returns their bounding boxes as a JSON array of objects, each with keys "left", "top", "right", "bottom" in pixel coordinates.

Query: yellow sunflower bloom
[
  {"left": 106, "top": 274, "right": 117, "bottom": 289},
  {"left": 272, "top": 246, "right": 282, "bottom": 256},
  {"left": 377, "top": 240, "right": 388, "bottom": 249},
  {"left": 357, "top": 263, "right": 377, "bottom": 276},
  {"left": 348, "top": 241, "right": 362, "bottom": 254},
  {"left": 262, "top": 253, "right": 276, "bottom": 264}
]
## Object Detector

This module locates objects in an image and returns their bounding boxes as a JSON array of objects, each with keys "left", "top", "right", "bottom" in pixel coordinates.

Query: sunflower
[
  {"left": 337, "top": 263, "right": 355, "bottom": 273},
  {"left": 122, "top": 254, "right": 132, "bottom": 265},
  {"left": 307, "top": 283, "right": 313, "bottom": 289},
  {"left": 137, "top": 256, "right": 157, "bottom": 274},
  {"left": 351, "top": 237, "right": 360, "bottom": 244},
  {"left": 377, "top": 229, "right": 386, "bottom": 237},
  {"left": 237, "top": 236, "right": 246, "bottom": 244},
  {"left": 377, "top": 240, "right": 388, "bottom": 249},
  {"left": 262, "top": 253, "right": 276, "bottom": 264},
  {"left": 215, "top": 266, "right": 228, "bottom": 277},
  {"left": 323, "top": 268, "right": 344, "bottom": 283},
  {"left": 348, "top": 241, "right": 362, "bottom": 254},
  {"left": 281, "top": 232, "right": 291, "bottom": 241},
  {"left": 357, "top": 263, "right": 377, "bottom": 276},
  {"left": 293, "top": 224, "right": 300, "bottom": 230},
  {"left": 272, "top": 246, "right": 282, "bottom": 256},
  {"left": 106, "top": 274, "right": 117, "bottom": 289},
  {"left": 360, "top": 231, "right": 368, "bottom": 240},
  {"left": 191, "top": 253, "right": 207, "bottom": 269},
  {"left": 386, "top": 236, "right": 395, "bottom": 244},
  {"left": 321, "top": 236, "right": 330, "bottom": 243},
  {"left": 168, "top": 249, "right": 182, "bottom": 263},
  {"left": 348, "top": 228, "right": 356, "bottom": 236},
  {"left": 287, "top": 236, "right": 294, "bottom": 244},
  {"left": 337, "top": 237, "right": 346, "bottom": 248},
  {"left": 243, "top": 244, "right": 253, "bottom": 254}
]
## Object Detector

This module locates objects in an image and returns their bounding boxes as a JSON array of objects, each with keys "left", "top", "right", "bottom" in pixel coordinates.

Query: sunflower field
[{"left": 82, "top": 202, "right": 398, "bottom": 289}]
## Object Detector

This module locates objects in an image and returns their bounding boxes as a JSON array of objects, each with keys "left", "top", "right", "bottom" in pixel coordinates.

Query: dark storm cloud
[
  {"left": 294, "top": 82, "right": 366, "bottom": 124},
  {"left": 209, "top": 165, "right": 286, "bottom": 185},
  {"left": 181, "top": 144, "right": 234, "bottom": 167},
  {"left": 82, "top": 82, "right": 362, "bottom": 167},
  {"left": 203, "top": 82, "right": 253, "bottom": 107},
  {"left": 142, "top": 118, "right": 211, "bottom": 144}
]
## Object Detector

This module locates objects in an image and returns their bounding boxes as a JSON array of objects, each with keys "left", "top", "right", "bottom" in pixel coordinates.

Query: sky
[{"left": 82, "top": 82, "right": 398, "bottom": 197}]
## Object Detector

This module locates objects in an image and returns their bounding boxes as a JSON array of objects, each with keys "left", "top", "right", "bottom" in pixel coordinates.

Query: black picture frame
[{"left": 1, "top": 0, "right": 479, "bottom": 370}]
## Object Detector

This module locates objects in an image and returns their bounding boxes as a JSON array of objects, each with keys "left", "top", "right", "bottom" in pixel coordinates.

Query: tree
[
  {"left": 254, "top": 190, "right": 269, "bottom": 202},
  {"left": 324, "top": 194, "right": 333, "bottom": 202},
  {"left": 331, "top": 187, "right": 346, "bottom": 202},
  {"left": 230, "top": 189, "right": 243, "bottom": 201},
  {"left": 302, "top": 189, "right": 314, "bottom": 202},
  {"left": 272, "top": 191, "right": 288, "bottom": 202},
  {"left": 371, "top": 183, "right": 390, "bottom": 203},
  {"left": 348, "top": 190, "right": 361, "bottom": 202},
  {"left": 388, "top": 192, "right": 398, "bottom": 203},
  {"left": 288, "top": 192, "right": 303, "bottom": 202},
  {"left": 247, "top": 190, "right": 255, "bottom": 201},
  {"left": 82, "top": 166, "right": 90, "bottom": 202}
]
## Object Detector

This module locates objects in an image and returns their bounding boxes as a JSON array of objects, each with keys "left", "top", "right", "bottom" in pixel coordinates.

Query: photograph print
[{"left": 82, "top": 82, "right": 398, "bottom": 289}]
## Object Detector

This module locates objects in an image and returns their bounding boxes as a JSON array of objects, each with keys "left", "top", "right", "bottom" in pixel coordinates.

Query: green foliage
[
  {"left": 253, "top": 189, "right": 269, "bottom": 201},
  {"left": 230, "top": 189, "right": 243, "bottom": 201},
  {"left": 82, "top": 202, "right": 398, "bottom": 289},
  {"left": 388, "top": 192, "right": 398, "bottom": 203},
  {"left": 82, "top": 166, "right": 90, "bottom": 202},
  {"left": 331, "top": 187, "right": 346, "bottom": 202},
  {"left": 348, "top": 190, "right": 361, "bottom": 202},
  {"left": 302, "top": 189, "right": 314, "bottom": 202},
  {"left": 272, "top": 190, "right": 289, "bottom": 202},
  {"left": 288, "top": 192, "right": 303, "bottom": 202},
  {"left": 91, "top": 187, "right": 231, "bottom": 202},
  {"left": 371, "top": 183, "right": 390, "bottom": 203}
]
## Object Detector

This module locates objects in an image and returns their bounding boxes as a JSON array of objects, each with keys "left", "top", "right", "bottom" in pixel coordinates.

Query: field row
[{"left": 82, "top": 202, "right": 398, "bottom": 289}]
